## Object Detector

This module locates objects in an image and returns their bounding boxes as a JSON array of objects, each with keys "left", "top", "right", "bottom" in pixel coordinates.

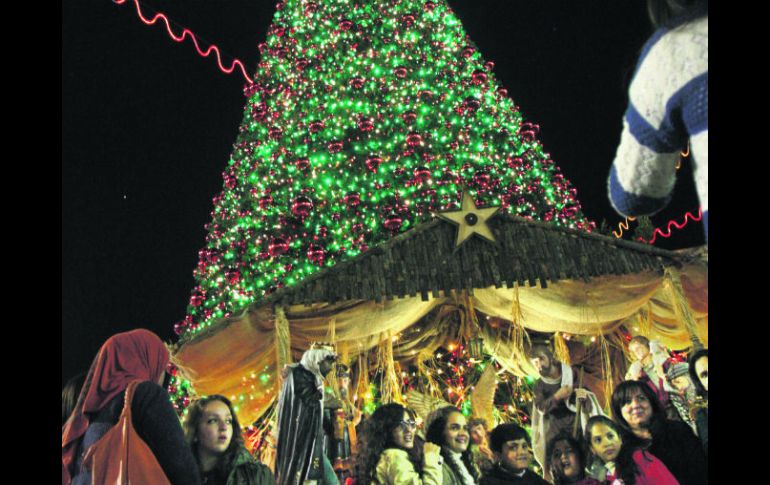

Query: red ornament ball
[
  {"left": 461, "top": 46, "right": 475, "bottom": 58},
  {"left": 307, "top": 245, "right": 326, "bottom": 265},
  {"left": 471, "top": 69, "right": 488, "bottom": 85},
  {"left": 292, "top": 196, "right": 314, "bottom": 218},
  {"left": 190, "top": 294, "right": 204, "bottom": 307},
  {"left": 309, "top": 120, "right": 325, "bottom": 133},
  {"left": 226, "top": 270, "right": 240, "bottom": 284},
  {"left": 350, "top": 77, "right": 365, "bottom": 89},
  {"left": 401, "top": 14, "right": 415, "bottom": 27},
  {"left": 259, "top": 194, "right": 273, "bottom": 209},
  {"left": 506, "top": 157, "right": 523, "bottom": 169},
  {"left": 304, "top": 2, "right": 318, "bottom": 16},
  {"left": 403, "top": 111, "right": 417, "bottom": 125},
  {"left": 520, "top": 130, "right": 536, "bottom": 143},
  {"left": 268, "top": 237, "right": 290, "bottom": 257},
  {"left": 424, "top": 1, "right": 437, "bottom": 12},
  {"left": 269, "top": 126, "right": 283, "bottom": 140},
  {"left": 365, "top": 156, "right": 382, "bottom": 172},
  {"left": 357, "top": 117, "right": 374, "bottom": 132},
  {"left": 295, "top": 158, "right": 310, "bottom": 171},
  {"left": 295, "top": 58, "right": 309, "bottom": 71},
  {"left": 462, "top": 97, "right": 481, "bottom": 113},
  {"left": 406, "top": 133, "right": 423, "bottom": 147},
  {"left": 484, "top": 61, "right": 495, "bottom": 71},
  {"left": 344, "top": 191, "right": 361, "bottom": 207},
  {"left": 328, "top": 141, "right": 344, "bottom": 153},
  {"left": 339, "top": 19, "right": 353, "bottom": 31},
  {"left": 384, "top": 213, "right": 403, "bottom": 232},
  {"left": 473, "top": 172, "right": 492, "bottom": 189},
  {"left": 497, "top": 87, "right": 508, "bottom": 98},
  {"left": 413, "top": 166, "right": 431, "bottom": 184},
  {"left": 394, "top": 67, "right": 408, "bottom": 79}
]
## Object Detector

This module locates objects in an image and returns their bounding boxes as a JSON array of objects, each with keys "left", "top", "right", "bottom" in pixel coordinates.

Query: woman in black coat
[{"left": 611, "top": 380, "right": 707, "bottom": 485}]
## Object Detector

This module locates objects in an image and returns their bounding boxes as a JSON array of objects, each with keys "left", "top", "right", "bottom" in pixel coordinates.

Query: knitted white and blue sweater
[{"left": 608, "top": 14, "right": 708, "bottom": 241}]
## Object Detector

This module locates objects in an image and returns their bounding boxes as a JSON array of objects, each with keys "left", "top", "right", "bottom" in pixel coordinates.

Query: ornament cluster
[{"left": 175, "top": 0, "right": 593, "bottom": 341}]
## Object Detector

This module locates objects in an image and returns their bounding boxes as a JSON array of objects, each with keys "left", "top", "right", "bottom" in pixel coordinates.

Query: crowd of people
[{"left": 62, "top": 329, "right": 708, "bottom": 485}]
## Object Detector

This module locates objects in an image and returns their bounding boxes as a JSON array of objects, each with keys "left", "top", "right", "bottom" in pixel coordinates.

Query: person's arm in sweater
[
  {"left": 608, "top": 18, "right": 707, "bottom": 220},
  {"left": 376, "top": 448, "right": 443, "bottom": 485}
]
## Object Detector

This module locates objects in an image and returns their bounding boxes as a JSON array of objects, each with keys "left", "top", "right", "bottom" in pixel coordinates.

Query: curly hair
[
  {"left": 62, "top": 372, "right": 86, "bottom": 426},
  {"left": 546, "top": 433, "right": 588, "bottom": 485},
  {"left": 585, "top": 415, "right": 640, "bottom": 485},
  {"left": 354, "top": 403, "right": 422, "bottom": 485},
  {"left": 425, "top": 406, "right": 479, "bottom": 483},
  {"left": 183, "top": 395, "right": 247, "bottom": 480}
]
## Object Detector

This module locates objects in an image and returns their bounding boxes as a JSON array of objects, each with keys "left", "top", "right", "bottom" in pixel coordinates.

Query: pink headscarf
[{"left": 61, "top": 329, "right": 169, "bottom": 484}]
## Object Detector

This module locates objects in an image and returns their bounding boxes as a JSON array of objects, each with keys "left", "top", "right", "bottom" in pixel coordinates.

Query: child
[
  {"left": 546, "top": 433, "right": 600, "bottom": 485},
  {"left": 584, "top": 416, "right": 678, "bottom": 485},
  {"left": 480, "top": 423, "right": 548, "bottom": 485}
]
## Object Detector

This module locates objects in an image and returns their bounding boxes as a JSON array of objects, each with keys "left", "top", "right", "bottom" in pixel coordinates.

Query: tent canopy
[{"left": 173, "top": 215, "right": 707, "bottom": 424}]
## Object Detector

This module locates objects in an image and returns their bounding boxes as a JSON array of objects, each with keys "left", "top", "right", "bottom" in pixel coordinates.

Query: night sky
[{"left": 62, "top": 0, "right": 705, "bottom": 386}]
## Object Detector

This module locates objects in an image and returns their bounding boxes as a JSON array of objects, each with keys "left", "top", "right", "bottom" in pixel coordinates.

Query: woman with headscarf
[{"left": 62, "top": 328, "right": 200, "bottom": 485}]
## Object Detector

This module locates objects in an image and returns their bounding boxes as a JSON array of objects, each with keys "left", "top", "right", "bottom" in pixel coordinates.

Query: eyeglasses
[{"left": 398, "top": 420, "right": 417, "bottom": 431}]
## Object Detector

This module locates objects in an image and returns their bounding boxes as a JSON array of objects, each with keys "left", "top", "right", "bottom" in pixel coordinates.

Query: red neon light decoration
[
  {"left": 638, "top": 209, "right": 703, "bottom": 245},
  {"left": 114, "top": 0, "right": 253, "bottom": 84}
]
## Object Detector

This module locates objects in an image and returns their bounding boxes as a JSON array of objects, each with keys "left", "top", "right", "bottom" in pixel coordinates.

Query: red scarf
[{"left": 61, "top": 329, "right": 169, "bottom": 484}]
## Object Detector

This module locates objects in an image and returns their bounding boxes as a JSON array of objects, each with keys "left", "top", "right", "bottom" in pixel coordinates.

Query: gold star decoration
[{"left": 434, "top": 191, "right": 501, "bottom": 248}]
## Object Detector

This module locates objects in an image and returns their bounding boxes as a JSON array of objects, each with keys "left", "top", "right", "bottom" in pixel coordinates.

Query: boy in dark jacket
[{"left": 480, "top": 423, "right": 548, "bottom": 485}]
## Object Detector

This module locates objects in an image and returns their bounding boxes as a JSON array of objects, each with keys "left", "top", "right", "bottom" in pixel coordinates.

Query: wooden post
[
  {"left": 664, "top": 267, "right": 704, "bottom": 350},
  {"left": 274, "top": 305, "right": 292, "bottom": 384}
]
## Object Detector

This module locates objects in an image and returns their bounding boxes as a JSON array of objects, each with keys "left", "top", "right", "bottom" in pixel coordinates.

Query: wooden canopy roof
[{"left": 256, "top": 213, "right": 701, "bottom": 307}]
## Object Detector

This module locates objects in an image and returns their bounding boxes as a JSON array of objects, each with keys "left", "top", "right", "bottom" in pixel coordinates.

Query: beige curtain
[{"left": 173, "top": 263, "right": 707, "bottom": 425}]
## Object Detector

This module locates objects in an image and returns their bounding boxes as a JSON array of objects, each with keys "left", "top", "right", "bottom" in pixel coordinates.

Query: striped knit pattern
[{"left": 608, "top": 15, "right": 708, "bottom": 241}]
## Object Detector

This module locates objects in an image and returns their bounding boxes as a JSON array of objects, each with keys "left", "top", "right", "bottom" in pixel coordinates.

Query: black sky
[{"left": 62, "top": 0, "right": 705, "bottom": 385}]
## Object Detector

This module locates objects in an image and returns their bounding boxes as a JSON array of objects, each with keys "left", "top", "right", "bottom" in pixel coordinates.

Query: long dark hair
[
  {"left": 610, "top": 380, "right": 666, "bottom": 445},
  {"left": 183, "top": 395, "right": 247, "bottom": 479},
  {"left": 425, "top": 406, "right": 479, "bottom": 483},
  {"left": 688, "top": 349, "right": 708, "bottom": 398},
  {"left": 646, "top": 0, "right": 708, "bottom": 28},
  {"left": 355, "top": 403, "right": 423, "bottom": 485},
  {"left": 546, "top": 433, "right": 588, "bottom": 485},
  {"left": 585, "top": 416, "right": 640, "bottom": 485},
  {"left": 62, "top": 372, "right": 86, "bottom": 426}
]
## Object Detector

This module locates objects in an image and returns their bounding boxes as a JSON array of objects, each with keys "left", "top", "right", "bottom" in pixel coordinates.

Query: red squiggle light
[
  {"left": 114, "top": 0, "right": 253, "bottom": 84},
  {"left": 638, "top": 209, "right": 703, "bottom": 245}
]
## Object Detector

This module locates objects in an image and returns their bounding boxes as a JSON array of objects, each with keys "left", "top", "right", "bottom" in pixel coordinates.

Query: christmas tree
[{"left": 175, "top": 0, "right": 593, "bottom": 341}]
